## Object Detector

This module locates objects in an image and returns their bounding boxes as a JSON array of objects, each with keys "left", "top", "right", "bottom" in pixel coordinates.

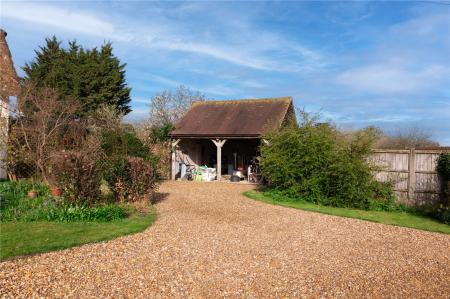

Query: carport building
[{"left": 169, "top": 97, "right": 296, "bottom": 181}]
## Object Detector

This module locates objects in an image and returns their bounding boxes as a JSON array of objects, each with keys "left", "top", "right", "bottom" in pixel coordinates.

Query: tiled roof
[{"left": 171, "top": 97, "right": 294, "bottom": 138}]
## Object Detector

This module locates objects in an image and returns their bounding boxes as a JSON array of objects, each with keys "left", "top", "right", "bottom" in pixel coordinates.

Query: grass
[
  {"left": 0, "top": 208, "right": 156, "bottom": 260},
  {"left": 243, "top": 190, "right": 450, "bottom": 234}
]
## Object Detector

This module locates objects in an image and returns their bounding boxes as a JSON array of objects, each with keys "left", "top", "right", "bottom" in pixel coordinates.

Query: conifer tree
[{"left": 23, "top": 37, "right": 131, "bottom": 116}]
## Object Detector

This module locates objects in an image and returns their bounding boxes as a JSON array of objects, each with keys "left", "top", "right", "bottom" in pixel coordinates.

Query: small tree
[
  {"left": 8, "top": 83, "right": 79, "bottom": 182},
  {"left": 148, "top": 85, "right": 205, "bottom": 127},
  {"left": 376, "top": 127, "right": 439, "bottom": 149},
  {"left": 143, "top": 85, "right": 205, "bottom": 177}
]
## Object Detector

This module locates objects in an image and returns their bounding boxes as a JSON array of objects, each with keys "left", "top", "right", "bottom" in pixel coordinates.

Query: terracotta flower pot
[
  {"left": 27, "top": 191, "right": 37, "bottom": 199},
  {"left": 50, "top": 186, "right": 62, "bottom": 197}
]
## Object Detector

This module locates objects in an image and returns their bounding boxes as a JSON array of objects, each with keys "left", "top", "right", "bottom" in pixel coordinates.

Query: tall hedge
[{"left": 260, "top": 119, "right": 395, "bottom": 210}]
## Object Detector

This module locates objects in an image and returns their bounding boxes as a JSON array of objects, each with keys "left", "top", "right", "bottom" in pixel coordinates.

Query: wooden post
[
  {"left": 407, "top": 148, "right": 416, "bottom": 202},
  {"left": 171, "top": 139, "right": 180, "bottom": 180},
  {"left": 212, "top": 139, "right": 227, "bottom": 181}
]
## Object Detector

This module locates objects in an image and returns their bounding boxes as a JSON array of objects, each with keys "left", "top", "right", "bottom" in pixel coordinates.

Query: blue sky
[{"left": 1, "top": 1, "right": 450, "bottom": 144}]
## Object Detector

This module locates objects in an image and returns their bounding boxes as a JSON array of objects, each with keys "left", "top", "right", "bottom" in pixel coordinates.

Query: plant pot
[
  {"left": 50, "top": 186, "right": 62, "bottom": 197},
  {"left": 27, "top": 191, "right": 37, "bottom": 199}
]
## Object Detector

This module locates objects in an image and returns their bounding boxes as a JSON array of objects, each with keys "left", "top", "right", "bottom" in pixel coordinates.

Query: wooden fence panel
[
  {"left": 415, "top": 173, "right": 440, "bottom": 192},
  {"left": 371, "top": 151, "right": 409, "bottom": 171},
  {"left": 372, "top": 149, "right": 447, "bottom": 206},
  {"left": 415, "top": 152, "right": 439, "bottom": 172}
]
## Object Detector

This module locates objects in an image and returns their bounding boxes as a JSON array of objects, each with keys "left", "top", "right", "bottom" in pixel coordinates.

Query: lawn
[
  {"left": 0, "top": 210, "right": 156, "bottom": 260},
  {"left": 244, "top": 190, "right": 450, "bottom": 234}
]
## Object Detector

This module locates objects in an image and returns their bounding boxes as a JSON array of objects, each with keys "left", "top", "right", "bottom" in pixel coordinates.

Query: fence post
[{"left": 407, "top": 148, "right": 416, "bottom": 202}]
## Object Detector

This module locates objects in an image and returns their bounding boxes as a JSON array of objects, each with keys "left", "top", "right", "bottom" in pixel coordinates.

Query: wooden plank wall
[{"left": 371, "top": 149, "right": 447, "bottom": 206}]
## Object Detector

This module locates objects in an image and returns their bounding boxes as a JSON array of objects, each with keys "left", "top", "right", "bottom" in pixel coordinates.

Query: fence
[{"left": 371, "top": 148, "right": 449, "bottom": 206}]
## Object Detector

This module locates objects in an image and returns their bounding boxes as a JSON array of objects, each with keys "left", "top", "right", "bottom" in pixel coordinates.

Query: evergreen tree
[{"left": 23, "top": 37, "right": 131, "bottom": 115}]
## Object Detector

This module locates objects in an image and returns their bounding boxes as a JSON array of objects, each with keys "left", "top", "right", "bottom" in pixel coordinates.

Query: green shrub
[
  {"left": 149, "top": 123, "right": 174, "bottom": 143},
  {"left": 432, "top": 206, "right": 450, "bottom": 224},
  {"left": 102, "top": 128, "right": 151, "bottom": 160},
  {"left": 368, "top": 181, "right": 398, "bottom": 211},
  {"left": 413, "top": 204, "right": 450, "bottom": 225},
  {"left": 260, "top": 118, "right": 396, "bottom": 210},
  {"left": 437, "top": 153, "right": 450, "bottom": 181},
  {"left": 104, "top": 156, "right": 159, "bottom": 202}
]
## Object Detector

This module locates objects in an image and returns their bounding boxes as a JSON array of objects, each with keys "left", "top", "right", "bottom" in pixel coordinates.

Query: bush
[
  {"left": 437, "top": 153, "right": 450, "bottom": 181},
  {"left": 104, "top": 156, "right": 158, "bottom": 202},
  {"left": 102, "top": 128, "right": 154, "bottom": 160},
  {"left": 260, "top": 118, "right": 396, "bottom": 210},
  {"left": 50, "top": 138, "right": 105, "bottom": 203},
  {"left": 432, "top": 206, "right": 450, "bottom": 224}
]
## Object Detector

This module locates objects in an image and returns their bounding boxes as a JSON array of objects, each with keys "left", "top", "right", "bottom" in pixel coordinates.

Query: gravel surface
[{"left": 1, "top": 181, "right": 449, "bottom": 298}]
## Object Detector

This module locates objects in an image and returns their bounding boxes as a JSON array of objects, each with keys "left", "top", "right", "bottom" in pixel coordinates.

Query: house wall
[{"left": 0, "top": 99, "right": 8, "bottom": 179}]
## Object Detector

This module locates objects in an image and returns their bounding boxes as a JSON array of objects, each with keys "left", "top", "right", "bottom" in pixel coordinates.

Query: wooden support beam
[
  {"left": 212, "top": 139, "right": 226, "bottom": 180},
  {"left": 171, "top": 139, "right": 180, "bottom": 148},
  {"left": 171, "top": 139, "right": 180, "bottom": 180}
]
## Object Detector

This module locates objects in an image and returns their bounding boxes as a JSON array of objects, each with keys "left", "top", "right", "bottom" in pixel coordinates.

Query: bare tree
[
  {"left": 140, "top": 85, "right": 204, "bottom": 178},
  {"left": 8, "top": 83, "right": 79, "bottom": 182},
  {"left": 376, "top": 127, "right": 439, "bottom": 149},
  {"left": 148, "top": 85, "right": 205, "bottom": 127}
]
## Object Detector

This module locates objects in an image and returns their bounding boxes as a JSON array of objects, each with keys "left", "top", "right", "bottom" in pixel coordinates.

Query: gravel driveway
[{"left": 1, "top": 181, "right": 449, "bottom": 298}]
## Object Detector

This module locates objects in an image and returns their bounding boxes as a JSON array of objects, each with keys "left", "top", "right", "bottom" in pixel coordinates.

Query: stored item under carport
[{"left": 230, "top": 175, "right": 240, "bottom": 182}]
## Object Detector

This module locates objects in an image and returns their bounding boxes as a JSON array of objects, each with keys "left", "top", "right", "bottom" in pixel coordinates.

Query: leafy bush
[
  {"left": 437, "top": 153, "right": 450, "bottom": 181},
  {"left": 50, "top": 138, "right": 105, "bottom": 203},
  {"left": 0, "top": 180, "right": 127, "bottom": 222},
  {"left": 260, "top": 117, "right": 396, "bottom": 210},
  {"left": 104, "top": 157, "right": 158, "bottom": 202},
  {"left": 412, "top": 204, "right": 450, "bottom": 225},
  {"left": 432, "top": 206, "right": 450, "bottom": 224},
  {"left": 149, "top": 123, "right": 174, "bottom": 143},
  {"left": 102, "top": 128, "right": 154, "bottom": 160}
]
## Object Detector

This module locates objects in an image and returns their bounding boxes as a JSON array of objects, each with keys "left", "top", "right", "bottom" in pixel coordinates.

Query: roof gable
[
  {"left": 171, "top": 97, "right": 294, "bottom": 138},
  {"left": 0, "top": 29, "right": 19, "bottom": 102}
]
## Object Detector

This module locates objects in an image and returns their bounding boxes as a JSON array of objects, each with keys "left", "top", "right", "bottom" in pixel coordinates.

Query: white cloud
[
  {"left": 144, "top": 74, "right": 180, "bottom": 87},
  {"left": 2, "top": 2, "right": 324, "bottom": 72},
  {"left": 390, "top": 12, "right": 450, "bottom": 37},
  {"left": 196, "top": 84, "right": 241, "bottom": 97},
  {"left": 1, "top": 2, "right": 129, "bottom": 41},
  {"left": 150, "top": 39, "right": 276, "bottom": 71},
  {"left": 336, "top": 64, "right": 448, "bottom": 93}
]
